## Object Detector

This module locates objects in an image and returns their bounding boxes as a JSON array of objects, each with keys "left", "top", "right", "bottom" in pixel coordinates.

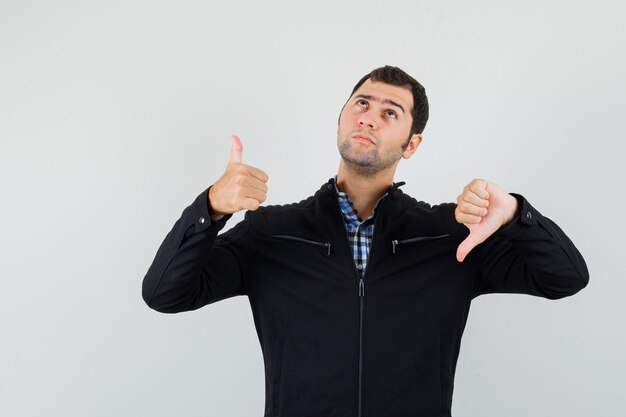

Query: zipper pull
[
  {"left": 359, "top": 279, "right": 364, "bottom": 297},
  {"left": 392, "top": 240, "right": 398, "bottom": 254},
  {"left": 325, "top": 243, "right": 331, "bottom": 256}
]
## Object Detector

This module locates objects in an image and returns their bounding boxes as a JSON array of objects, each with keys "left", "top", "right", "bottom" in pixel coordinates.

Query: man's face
[{"left": 337, "top": 79, "right": 420, "bottom": 177}]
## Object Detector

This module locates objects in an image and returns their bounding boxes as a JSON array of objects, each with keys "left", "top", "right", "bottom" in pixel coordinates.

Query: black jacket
[{"left": 142, "top": 178, "right": 589, "bottom": 417}]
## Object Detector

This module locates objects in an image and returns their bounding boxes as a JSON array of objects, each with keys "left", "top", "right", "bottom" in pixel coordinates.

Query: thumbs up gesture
[
  {"left": 208, "top": 135, "right": 269, "bottom": 221},
  {"left": 455, "top": 179, "right": 520, "bottom": 262}
]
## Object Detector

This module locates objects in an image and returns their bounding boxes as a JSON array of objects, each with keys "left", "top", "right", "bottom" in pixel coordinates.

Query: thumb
[
  {"left": 456, "top": 232, "right": 484, "bottom": 263},
  {"left": 229, "top": 134, "right": 243, "bottom": 164}
]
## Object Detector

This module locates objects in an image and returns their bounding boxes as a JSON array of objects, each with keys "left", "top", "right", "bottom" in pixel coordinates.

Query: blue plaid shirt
[{"left": 333, "top": 176, "right": 389, "bottom": 279}]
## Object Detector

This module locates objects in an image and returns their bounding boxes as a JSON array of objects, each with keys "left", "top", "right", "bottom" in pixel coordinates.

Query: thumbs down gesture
[{"left": 455, "top": 179, "right": 520, "bottom": 262}]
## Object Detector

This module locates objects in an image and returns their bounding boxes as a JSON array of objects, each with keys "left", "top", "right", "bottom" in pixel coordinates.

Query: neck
[{"left": 335, "top": 161, "right": 396, "bottom": 220}]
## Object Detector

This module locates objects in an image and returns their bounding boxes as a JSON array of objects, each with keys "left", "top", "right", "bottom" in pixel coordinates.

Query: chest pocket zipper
[
  {"left": 391, "top": 233, "right": 450, "bottom": 254},
  {"left": 272, "top": 234, "right": 332, "bottom": 256}
]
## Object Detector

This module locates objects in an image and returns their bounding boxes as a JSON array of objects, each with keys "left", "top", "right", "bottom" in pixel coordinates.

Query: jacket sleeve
[
  {"left": 469, "top": 193, "right": 589, "bottom": 300},
  {"left": 142, "top": 187, "right": 250, "bottom": 313}
]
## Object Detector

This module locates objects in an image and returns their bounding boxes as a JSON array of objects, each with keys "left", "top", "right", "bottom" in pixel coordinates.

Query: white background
[{"left": 1, "top": 0, "right": 624, "bottom": 416}]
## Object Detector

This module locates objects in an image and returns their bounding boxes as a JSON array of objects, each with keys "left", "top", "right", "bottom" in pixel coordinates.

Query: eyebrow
[{"left": 354, "top": 94, "right": 405, "bottom": 114}]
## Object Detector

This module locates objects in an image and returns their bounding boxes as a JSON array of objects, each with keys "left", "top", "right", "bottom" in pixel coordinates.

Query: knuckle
[{"left": 233, "top": 188, "right": 245, "bottom": 202}]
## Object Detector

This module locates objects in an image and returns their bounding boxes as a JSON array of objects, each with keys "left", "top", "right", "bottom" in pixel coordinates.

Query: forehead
[{"left": 351, "top": 79, "right": 413, "bottom": 112}]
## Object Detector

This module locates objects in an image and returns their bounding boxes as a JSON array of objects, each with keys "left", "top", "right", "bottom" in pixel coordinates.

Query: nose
[{"left": 358, "top": 112, "right": 376, "bottom": 130}]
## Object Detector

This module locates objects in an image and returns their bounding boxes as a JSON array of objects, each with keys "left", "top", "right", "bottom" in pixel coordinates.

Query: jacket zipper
[
  {"left": 332, "top": 195, "right": 388, "bottom": 417},
  {"left": 358, "top": 277, "right": 364, "bottom": 417},
  {"left": 358, "top": 203, "right": 387, "bottom": 417},
  {"left": 391, "top": 233, "right": 450, "bottom": 254},
  {"left": 272, "top": 234, "right": 332, "bottom": 256}
]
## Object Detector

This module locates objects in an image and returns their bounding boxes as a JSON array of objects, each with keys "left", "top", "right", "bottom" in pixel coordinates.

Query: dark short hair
[{"left": 348, "top": 65, "right": 429, "bottom": 136}]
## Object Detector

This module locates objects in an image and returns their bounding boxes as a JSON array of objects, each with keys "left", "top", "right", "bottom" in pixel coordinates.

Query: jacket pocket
[
  {"left": 272, "top": 234, "right": 332, "bottom": 256},
  {"left": 391, "top": 233, "right": 450, "bottom": 254}
]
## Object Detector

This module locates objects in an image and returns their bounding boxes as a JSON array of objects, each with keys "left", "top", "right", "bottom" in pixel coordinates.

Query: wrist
[
  {"left": 501, "top": 194, "right": 520, "bottom": 226},
  {"left": 208, "top": 186, "right": 227, "bottom": 222}
]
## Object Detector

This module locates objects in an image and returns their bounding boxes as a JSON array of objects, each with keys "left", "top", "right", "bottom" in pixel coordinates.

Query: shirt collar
[{"left": 332, "top": 175, "right": 392, "bottom": 224}]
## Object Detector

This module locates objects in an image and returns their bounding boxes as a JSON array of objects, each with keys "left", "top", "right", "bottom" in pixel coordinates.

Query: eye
[
  {"left": 385, "top": 110, "right": 397, "bottom": 119},
  {"left": 356, "top": 99, "right": 368, "bottom": 108}
]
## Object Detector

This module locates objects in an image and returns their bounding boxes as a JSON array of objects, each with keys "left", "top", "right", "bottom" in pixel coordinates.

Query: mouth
[{"left": 352, "top": 134, "right": 376, "bottom": 145}]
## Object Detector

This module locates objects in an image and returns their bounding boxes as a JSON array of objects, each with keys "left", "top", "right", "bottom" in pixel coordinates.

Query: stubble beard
[{"left": 337, "top": 131, "right": 406, "bottom": 178}]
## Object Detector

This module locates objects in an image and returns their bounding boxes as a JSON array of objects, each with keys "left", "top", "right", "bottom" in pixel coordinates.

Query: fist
[
  {"left": 455, "top": 178, "right": 519, "bottom": 262},
  {"left": 208, "top": 135, "right": 269, "bottom": 221}
]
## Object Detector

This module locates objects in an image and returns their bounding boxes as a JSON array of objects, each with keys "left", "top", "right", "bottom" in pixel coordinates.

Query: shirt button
[
  {"left": 199, "top": 217, "right": 205, "bottom": 224},
  {"left": 526, "top": 212, "right": 532, "bottom": 220},
  {"left": 357, "top": 263, "right": 364, "bottom": 270}
]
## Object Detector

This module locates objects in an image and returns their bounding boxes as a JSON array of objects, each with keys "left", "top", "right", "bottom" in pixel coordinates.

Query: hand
[
  {"left": 208, "top": 135, "right": 269, "bottom": 221},
  {"left": 455, "top": 178, "right": 519, "bottom": 262}
]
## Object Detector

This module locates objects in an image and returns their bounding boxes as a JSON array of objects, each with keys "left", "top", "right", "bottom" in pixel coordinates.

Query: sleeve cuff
[
  {"left": 496, "top": 193, "right": 538, "bottom": 237},
  {"left": 192, "top": 186, "right": 233, "bottom": 233}
]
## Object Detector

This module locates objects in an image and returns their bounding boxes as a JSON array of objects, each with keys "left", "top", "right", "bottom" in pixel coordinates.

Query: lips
[{"left": 353, "top": 134, "right": 375, "bottom": 145}]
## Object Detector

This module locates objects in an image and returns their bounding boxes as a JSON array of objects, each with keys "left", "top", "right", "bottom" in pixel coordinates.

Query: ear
[{"left": 402, "top": 133, "right": 422, "bottom": 159}]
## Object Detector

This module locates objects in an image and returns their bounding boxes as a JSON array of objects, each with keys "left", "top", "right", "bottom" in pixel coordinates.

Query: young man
[{"left": 142, "top": 66, "right": 588, "bottom": 417}]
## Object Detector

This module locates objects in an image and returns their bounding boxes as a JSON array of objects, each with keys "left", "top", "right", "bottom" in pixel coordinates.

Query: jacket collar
[{"left": 318, "top": 176, "right": 406, "bottom": 200}]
